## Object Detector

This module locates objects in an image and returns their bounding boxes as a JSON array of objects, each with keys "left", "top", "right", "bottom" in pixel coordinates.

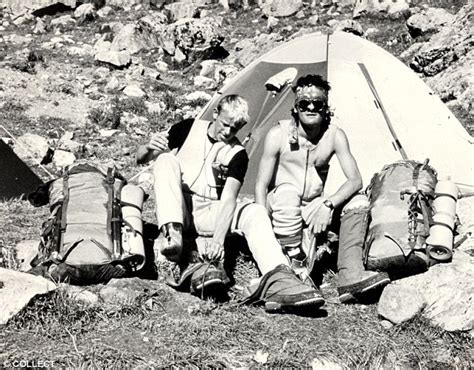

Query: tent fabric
[
  {"left": 198, "top": 31, "right": 474, "bottom": 197},
  {"left": 0, "top": 140, "right": 43, "bottom": 201}
]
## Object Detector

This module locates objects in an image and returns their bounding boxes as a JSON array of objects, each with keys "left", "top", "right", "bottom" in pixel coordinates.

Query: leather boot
[{"left": 160, "top": 222, "right": 183, "bottom": 262}]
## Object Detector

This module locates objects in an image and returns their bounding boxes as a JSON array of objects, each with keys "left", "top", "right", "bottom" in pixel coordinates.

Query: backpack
[
  {"left": 364, "top": 160, "right": 439, "bottom": 278},
  {"left": 28, "top": 162, "right": 143, "bottom": 285}
]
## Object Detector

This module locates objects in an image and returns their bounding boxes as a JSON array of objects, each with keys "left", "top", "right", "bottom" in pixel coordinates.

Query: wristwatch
[{"left": 323, "top": 199, "right": 334, "bottom": 210}]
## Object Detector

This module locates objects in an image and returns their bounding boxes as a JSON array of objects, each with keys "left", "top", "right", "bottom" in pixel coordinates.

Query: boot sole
[
  {"left": 193, "top": 278, "right": 225, "bottom": 292},
  {"left": 264, "top": 296, "right": 325, "bottom": 313},
  {"left": 338, "top": 276, "right": 391, "bottom": 303}
]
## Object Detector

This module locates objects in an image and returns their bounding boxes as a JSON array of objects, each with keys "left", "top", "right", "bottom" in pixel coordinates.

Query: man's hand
[
  {"left": 308, "top": 203, "right": 333, "bottom": 235},
  {"left": 147, "top": 132, "right": 169, "bottom": 154},
  {"left": 203, "top": 240, "right": 225, "bottom": 261}
]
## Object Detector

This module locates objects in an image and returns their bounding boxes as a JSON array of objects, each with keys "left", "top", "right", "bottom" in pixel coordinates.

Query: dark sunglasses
[{"left": 296, "top": 99, "right": 327, "bottom": 113}]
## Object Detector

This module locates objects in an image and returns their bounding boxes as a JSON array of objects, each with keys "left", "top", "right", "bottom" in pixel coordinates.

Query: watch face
[{"left": 324, "top": 200, "right": 333, "bottom": 209}]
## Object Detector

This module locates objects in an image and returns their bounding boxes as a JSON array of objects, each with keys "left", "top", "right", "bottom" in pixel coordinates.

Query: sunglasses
[{"left": 296, "top": 99, "right": 327, "bottom": 113}]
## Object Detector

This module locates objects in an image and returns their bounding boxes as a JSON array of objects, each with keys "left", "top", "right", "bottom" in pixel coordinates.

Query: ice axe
[{"left": 242, "top": 67, "right": 298, "bottom": 148}]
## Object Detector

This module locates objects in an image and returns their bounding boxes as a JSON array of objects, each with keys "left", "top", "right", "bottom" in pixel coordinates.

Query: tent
[
  {"left": 0, "top": 139, "right": 43, "bottom": 201},
  {"left": 197, "top": 31, "right": 474, "bottom": 197}
]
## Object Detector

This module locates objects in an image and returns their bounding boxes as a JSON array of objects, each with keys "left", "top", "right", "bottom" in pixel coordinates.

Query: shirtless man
[{"left": 255, "top": 75, "right": 390, "bottom": 302}]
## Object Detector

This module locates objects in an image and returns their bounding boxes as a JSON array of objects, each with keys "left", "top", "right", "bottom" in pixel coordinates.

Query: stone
[
  {"left": 232, "top": 33, "right": 283, "bottom": 67},
  {"left": 73, "top": 3, "right": 95, "bottom": 20},
  {"left": 160, "top": 18, "right": 224, "bottom": 62},
  {"left": 193, "top": 75, "right": 217, "bottom": 89},
  {"left": 154, "top": 60, "right": 169, "bottom": 72},
  {"left": 0, "top": 268, "right": 57, "bottom": 325},
  {"left": 310, "top": 357, "right": 344, "bottom": 370},
  {"left": 199, "top": 59, "right": 219, "bottom": 78},
  {"left": 380, "top": 320, "right": 394, "bottom": 330},
  {"left": 378, "top": 251, "right": 474, "bottom": 332},
  {"left": 14, "top": 133, "right": 50, "bottom": 162},
  {"left": 185, "top": 91, "right": 212, "bottom": 103},
  {"left": 15, "top": 240, "right": 39, "bottom": 272},
  {"left": 260, "top": 0, "right": 303, "bottom": 18},
  {"left": 308, "top": 14, "right": 319, "bottom": 26},
  {"left": 330, "top": 19, "right": 364, "bottom": 36},
  {"left": 50, "top": 14, "right": 75, "bottom": 30},
  {"left": 166, "top": 1, "right": 201, "bottom": 21},
  {"left": 406, "top": 8, "right": 455, "bottom": 38},
  {"left": 95, "top": 49, "right": 131, "bottom": 68},
  {"left": 123, "top": 84, "right": 146, "bottom": 98},
  {"left": 111, "top": 24, "right": 152, "bottom": 55},
  {"left": 53, "top": 149, "right": 76, "bottom": 168},
  {"left": 33, "top": 17, "right": 47, "bottom": 34},
  {"left": 99, "top": 129, "right": 119, "bottom": 137},
  {"left": 378, "top": 285, "right": 425, "bottom": 324},
  {"left": 266, "top": 16, "right": 279, "bottom": 31},
  {"left": 58, "top": 132, "right": 84, "bottom": 155},
  {"left": 353, "top": 0, "right": 409, "bottom": 18},
  {"left": 97, "top": 6, "right": 113, "bottom": 18},
  {"left": 105, "top": 75, "right": 122, "bottom": 92},
  {"left": 145, "top": 101, "right": 165, "bottom": 114},
  {"left": 214, "top": 63, "right": 239, "bottom": 85},
  {"left": 63, "top": 285, "right": 99, "bottom": 306}
]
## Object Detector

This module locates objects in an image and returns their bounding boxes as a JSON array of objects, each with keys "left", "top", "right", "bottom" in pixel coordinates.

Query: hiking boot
[
  {"left": 160, "top": 222, "right": 183, "bottom": 262},
  {"left": 242, "top": 264, "right": 325, "bottom": 313},
  {"left": 190, "top": 262, "right": 229, "bottom": 293},
  {"left": 337, "top": 271, "right": 390, "bottom": 303}
]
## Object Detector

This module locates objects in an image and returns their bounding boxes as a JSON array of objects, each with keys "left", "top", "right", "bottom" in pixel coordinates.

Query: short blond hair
[{"left": 216, "top": 94, "right": 250, "bottom": 127}]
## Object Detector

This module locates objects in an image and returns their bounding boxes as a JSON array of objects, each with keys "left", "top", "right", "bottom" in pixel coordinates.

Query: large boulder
[
  {"left": 111, "top": 14, "right": 167, "bottom": 54},
  {"left": 406, "top": 7, "right": 455, "bottom": 38},
  {"left": 160, "top": 18, "right": 225, "bottom": 63},
  {"left": 95, "top": 49, "right": 131, "bottom": 68},
  {"left": 378, "top": 250, "right": 474, "bottom": 333},
  {"left": 165, "top": 1, "right": 203, "bottom": 21},
  {"left": 353, "top": 0, "right": 409, "bottom": 18},
  {"left": 0, "top": 268, "right": 57, "bottom": 325}
]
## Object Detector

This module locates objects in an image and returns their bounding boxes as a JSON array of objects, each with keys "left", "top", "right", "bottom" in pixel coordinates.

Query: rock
[
  {"left": 67, "top": 45, "right": 95, "bottom": 57},
  {"left": 400, "top": 42, "right": 424, "bottom": 62},
  {"left": 99, "top": 129, "right": 119, "bottom": 137},
  {"left": 63, "top": 285, "right": 99, "bottom": 306},
  {"left": 50, "top": 14, "right": 75, "bottom": 30},
  {"left": 123, "top": 84, "right": 146, "bottom": 98},
  {"left": 406, "top": 8, "right": 455, "bottom": 38},
  {"left": 166, "top": 1, "right": 201, "bottom": 21},
  {"left": 199, "top": 59, "right": 219, "bottom": 78},
  {"left": 0, "top": 268, "right": 57, "bottom": 325},
  {"left": 14, "top": 133, "right": 50, "bottom": 162},
  {"left": 266, "top": 16, "right": 279, "bottom": 31},
  {"left": 330, "top": 19, "right": 364, "bottom": 36},
  {"left": 73, "top": 3, "right": 95, "bottom": 20},
  {"left": 378, "top": 251, "right": 474, "bottom": 332},
  {"left": 260, "top": 0, "right": 303, "bottom": 18},
  {"left": 295, "top": 10, "right": 305, "bottom": 19},
  {"left": 53, "top": 149, "right": 76, "bottom": 167},
  {"left": 380, "top": 320, "right": 394, "bottom": 330},
  {"left": 193, "top": 75, "right": 217, "bottom": 89},
  {"left": 308, "top": 14, "right": 319, "bottom": 26},
  {"left": 160, "top": 18, "right": 224, "bottom": 63},
  {"left": 154, "top": 60, "right": 169, "bottom": 72},
  {"left": 185, "top": 91, "right": 212, "bottom": 103},
  {"left": 173, "top": 48, "right": 187, "bottom": 63},
  {"left": 105, "top": 75, "right": 122, "bottom": 92},
  {"left": 145, "top": 101, "right": 165, "bottom": 114},
  {"left": 15, "top": 240, "right": 38, "bottom": 272},
  {"left": 32, "top": 17, "right": 47, "bottom": 34},
  {"left": 112, "top": 24, "right": 152, "bottom": 55},
  {"left": 353, "top": 0, "right": 409, "bottom": 18},
  {"left": 58, "top": 132, "right": 84, "bottom": 155},
  {"left": 95, "top": 49, "right": 131, "bottom": 68},
  {"left": 310, "top": 357, "right": 344, "bottom": 370},
  {"left": 97, "top": 6, "right": 113, "bottom": 17},
  {"left": 1, "top": 0, "right": 76, "bottom": 15},
  {"left": 378, "top": 285, "right": 425, "bottom": 324},
  {"left": 411, "top": 4, "right": 471, "bottom": 76},
  {"left": 232, "top": 33, "right": 283, "bottom": 67}
]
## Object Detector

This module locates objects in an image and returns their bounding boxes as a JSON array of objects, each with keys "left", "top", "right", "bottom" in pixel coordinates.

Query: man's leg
[
  {"left": 337, "top": 194, "right": 390, "bottom": 303},
  {"left": 233, "top": 202, "right": 325, "bottom": 312},
  {"left": 267, "top": 184, "right": 306, "bottom": 263},
  {"left": 152, "top": 153, "right": 186, "bottom": 262}
]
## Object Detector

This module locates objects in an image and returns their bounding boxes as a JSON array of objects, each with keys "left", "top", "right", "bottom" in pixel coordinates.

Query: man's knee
[
  {"left": 152, "top": 153, "right": 179, "bottom": 174},
  {"left": 272, "top": 183, "right": 300, "bottom": 205}
]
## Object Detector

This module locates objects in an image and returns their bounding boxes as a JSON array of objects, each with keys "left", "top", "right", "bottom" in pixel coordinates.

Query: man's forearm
[
  {"left": 255, "top": 183, "right": 267, "bottom": 206},
  {"left": 136, "top": 145, "right": 155, "bottom": 164},
  {"left": 212, "top": 197, "right": 237, "bottom": 245},
  {"left": 328, "top": 178, "right": 362, "bottom": 208}
]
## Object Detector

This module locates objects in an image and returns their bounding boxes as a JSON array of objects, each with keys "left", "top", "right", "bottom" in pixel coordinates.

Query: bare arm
[
  {"left": 255, "top": 126, "right": 281, "bottom": 206},
  {"left": 308, "top": 128, "right": 362, "bottom": 234},
  {"left": 136, "top": 131, "right": 170, "bottom": 164},
  {"left": 204, "top": 177, "right": 242, "bottom": 261}
]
